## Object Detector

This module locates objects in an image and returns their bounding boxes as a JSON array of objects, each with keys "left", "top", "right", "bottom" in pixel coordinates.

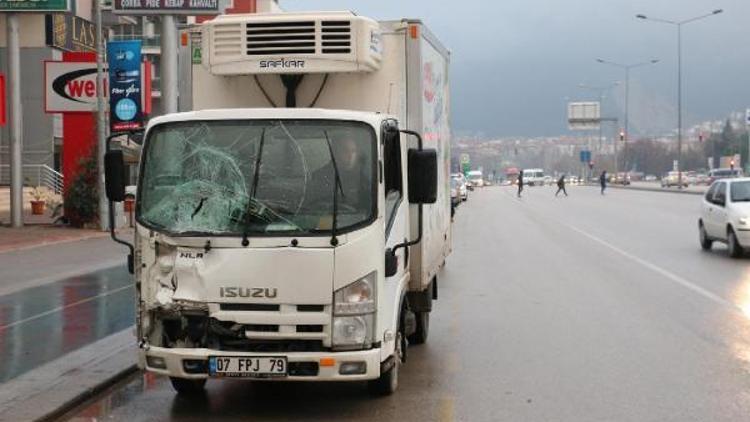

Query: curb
[
  {"left": 0, "top": 329, "right": 138, "bottom": 422},
  {"left": 606, "top": 184, "right": 705, "bottom": 196},
  {"left": 0, "top": 231, "right": 110, "bottom": 255}
]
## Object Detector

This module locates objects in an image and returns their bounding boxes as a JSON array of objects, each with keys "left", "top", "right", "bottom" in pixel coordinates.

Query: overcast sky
[{"left": 283, "top": 1, "right": 749, "bottom": 138}]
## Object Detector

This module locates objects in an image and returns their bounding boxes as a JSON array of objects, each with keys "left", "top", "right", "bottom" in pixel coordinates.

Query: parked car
[
  {"left": 695, "top": 173, "right": 710, "bottom": 185},
  {"left": 644, "top": 174, "right": 657, "bottom": 182},
  {"left": 661, "top": 171, "right": 689, "bottom": 188},
  {"left": 699, "top": 178, "right": 750, "bottom": 258}
]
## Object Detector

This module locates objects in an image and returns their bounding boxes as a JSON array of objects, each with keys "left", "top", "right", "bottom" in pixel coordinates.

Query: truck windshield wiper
[
  {"left": 242, "top": 129, "right": 266, "bottom": 247},
  {"left": 323, "top": 130, "right": 343, "bottom": 246}
]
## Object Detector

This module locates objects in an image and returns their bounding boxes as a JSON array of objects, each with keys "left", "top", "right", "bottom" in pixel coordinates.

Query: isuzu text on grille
[{"left": 219, "top": 287, "right": 278, "bottom": 298}]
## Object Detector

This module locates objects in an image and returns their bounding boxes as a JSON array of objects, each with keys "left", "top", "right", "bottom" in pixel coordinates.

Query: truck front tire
[{"left": 170, "top": 377, "right": 207, "bottom": 395}]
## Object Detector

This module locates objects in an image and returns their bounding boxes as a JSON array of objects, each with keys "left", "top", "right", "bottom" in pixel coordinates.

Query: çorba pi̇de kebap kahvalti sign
[
  {"left": 0, "top": 0, "right": 69, "bottom": 12},
  {"left": 113, "top": 0, "right": 218, "bottom": 14},
  {"left": 107, "top": 40, "right": 143, "bottom": 132}
]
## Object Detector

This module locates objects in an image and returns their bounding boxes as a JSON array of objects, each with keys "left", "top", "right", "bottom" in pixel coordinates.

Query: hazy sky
[{"left": 284, "top": 1, "right": 749, "bottom": 138}]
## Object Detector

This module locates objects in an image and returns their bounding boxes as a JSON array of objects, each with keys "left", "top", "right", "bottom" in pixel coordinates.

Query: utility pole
[
  {"left": 161, "top": 15, "right": 178, "bottom": 114},
  {"left": 96, "top": 0, "right": 108, "bottom": 230},
  {"left": 7, "top": 13, "right": 23, "bottom": 228}
]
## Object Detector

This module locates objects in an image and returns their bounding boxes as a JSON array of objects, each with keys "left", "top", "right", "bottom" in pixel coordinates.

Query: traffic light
[
  {"left": 730, "top": 160, "right": 735, "bottom": 170},
  {"left": 589, "top": 161, "right": 594, "bottom": 170},
  {"left": 619, "top": 130, "right": 625, "bottom": 142},
  {"left": 699, "top": 133, "right": 704, "bottom": 142}
]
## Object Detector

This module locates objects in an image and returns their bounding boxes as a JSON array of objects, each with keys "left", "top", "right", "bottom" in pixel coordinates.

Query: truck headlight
[
  {"left": 332, "top": 315, "right": 374, "bottom": 350},
  {"left": 740, "top": 217, "right": 749, "bottom": 226},
  {"left": 332, "top": 272, "right": 376, "bottom": 350},
  {"left": 333, "top": 272, "right": 376, "bottom": 315}
]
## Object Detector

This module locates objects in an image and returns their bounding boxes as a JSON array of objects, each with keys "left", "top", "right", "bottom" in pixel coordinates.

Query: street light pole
[
  {"left": 595, "top": 58, "right": 659, "bottom": 174},
  {"left": 637, "top": 9, "right": 723, "bottom": 189}
]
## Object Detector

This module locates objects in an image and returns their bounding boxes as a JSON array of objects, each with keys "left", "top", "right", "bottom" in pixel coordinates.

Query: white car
[{"left": 699, "top": 178, "right": 750, "bottom": 258}]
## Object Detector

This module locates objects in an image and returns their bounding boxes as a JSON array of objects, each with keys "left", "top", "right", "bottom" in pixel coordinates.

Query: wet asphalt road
[
  {"left": 64, "top": 185, "right": 750, "bottom": 421},
  {"left": 0, "top": 266, "right": 133, "bottom": 382}
]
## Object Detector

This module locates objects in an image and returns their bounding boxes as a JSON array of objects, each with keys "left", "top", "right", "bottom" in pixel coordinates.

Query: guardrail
[{"left": 0, "top": 165, "right": 64, "bottom": 194}]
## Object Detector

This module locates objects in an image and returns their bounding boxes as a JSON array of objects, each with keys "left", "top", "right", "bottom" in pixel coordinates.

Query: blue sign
[
  {"left": 107, "top": 40, "right": 143, "bottom": 131},
  {"left": 579, "top": 150, "right": 591, "bottom": 163}
]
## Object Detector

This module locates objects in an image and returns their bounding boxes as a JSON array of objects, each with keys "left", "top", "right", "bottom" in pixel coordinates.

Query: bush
[{"left": 64, "top": 152, "right": 99, "bottom": 228}]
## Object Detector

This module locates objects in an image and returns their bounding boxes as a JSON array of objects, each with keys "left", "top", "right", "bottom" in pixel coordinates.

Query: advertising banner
[
  {"left": 0, "top": 0, "right": 68, "bottom": 11},
  {"left": 113, "top": 0, "right": 219, "bottom": 15},
  {"left": 45, "top": 60, "right": 152, "bottom": 113},
  {"left": 107, "top": 40, "right": 143, "bottom": 131}
]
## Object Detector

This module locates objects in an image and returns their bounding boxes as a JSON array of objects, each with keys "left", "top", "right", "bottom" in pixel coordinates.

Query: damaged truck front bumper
[{"left": 139, "top": 346, "right": 382, "bottom": 381}]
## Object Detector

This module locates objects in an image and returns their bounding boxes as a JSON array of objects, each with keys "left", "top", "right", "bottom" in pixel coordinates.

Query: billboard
[
  {"left": 45, "top": 60, "right": 152, "bottom": 113},
  {"left": 107, "top": 41, "right": 143, "bottom": 131},
  {"left": 568, "top": 102, "right": 601, "bottom": 131},
  {"left": 113, "top": 0, "right": 219, "bottom": 14},
  {"left": 0, "top": 0, "right": 68, "bottom": 11},
  {"left": 45, "top": 13, "right": 96, "bottom": 53}
]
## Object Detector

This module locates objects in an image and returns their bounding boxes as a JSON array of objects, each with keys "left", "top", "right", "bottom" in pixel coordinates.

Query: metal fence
[{"left": 0, "top": 165, "right": 64, "bottom": 194}]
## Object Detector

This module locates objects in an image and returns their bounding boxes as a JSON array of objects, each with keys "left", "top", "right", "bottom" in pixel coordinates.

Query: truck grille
[
  {"left": 244, "top": 19, "right": 352, "bottom": 56},
  {"left": 210, "top": 303, "right": 331, "bottom": 346},
  {"left": 321, "top": 20, "right": 351, "bottom": 54},
  {"left": 246, "top": 21, "right": 316, "bottom": 55},
  {"left": 212, "top": 23, "right": 244, "bottom": 57}
]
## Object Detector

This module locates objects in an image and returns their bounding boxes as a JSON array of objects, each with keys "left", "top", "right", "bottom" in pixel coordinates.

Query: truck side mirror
[
  {"left": 105, "top": 150, "right": 126, "bottom": 202},
  {"left": 408, "top": 148, "right": 438, "bottom": 204},
  {"left": 385, "top": 248, "right": 398, "bottom": 277}
]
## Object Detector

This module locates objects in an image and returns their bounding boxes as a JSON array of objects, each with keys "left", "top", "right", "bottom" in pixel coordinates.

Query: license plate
[{"left": 208, "top": 356, "right": 287, "bottom": 378}]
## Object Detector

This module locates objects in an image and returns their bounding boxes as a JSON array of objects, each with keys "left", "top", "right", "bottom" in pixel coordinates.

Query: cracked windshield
[{"left": 139, "top": 120, "right": 375, "bottom": 235}]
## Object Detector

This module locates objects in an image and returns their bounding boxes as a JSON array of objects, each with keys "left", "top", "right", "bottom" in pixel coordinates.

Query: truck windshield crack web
[{"left": 138, "top": 119, "right": 375, "bottom": 236}]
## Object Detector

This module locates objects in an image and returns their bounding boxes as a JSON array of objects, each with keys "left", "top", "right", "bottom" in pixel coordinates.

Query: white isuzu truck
[{"left": 104, "top": 10, "right": 451, "bottom": 396}]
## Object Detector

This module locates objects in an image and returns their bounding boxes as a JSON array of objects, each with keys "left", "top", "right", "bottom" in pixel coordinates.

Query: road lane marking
[
  {"left": 564, "top": 223, "right": 742, "bottom": 313},
  {"left": 498, "top": 186, "right": 742, "bottom": 313},
  {"left": 438, "top": 395, "right": 455, "bottom": 422},
  {"left": 0, "top": 284, "right": 133, "bottom": 331}
]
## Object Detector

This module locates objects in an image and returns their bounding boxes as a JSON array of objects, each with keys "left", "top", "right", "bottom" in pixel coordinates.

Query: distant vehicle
[
  {"left": 568, "top": 175, "right": 579, "bottom": 185},
  {"left": 644, "top": 174, "right": 657, "bottom": 182},
  {"left": 466, "top": 170, "right": 484, "bottom": 188},
  {"left": 661, "top": 171, "right": 689, "bottom": 188},
  {"left": 708, "top": 168, "right": 743, "bottom": 184},
  {"left": 612, "top": 172, "right": 631, "bottom": 186},
  {"left": 699, "top": 178, "right": 750, "bottom": 258},
  {"left": 695, "top": 173, "right": 710, "bottom": 185},
  {"left": 505, "top": 167, "right": 520, "bottom": 185},
  {"left": 451, "top": 173, "right": 468, "bottom": 200},
  {"left": 451, "top": 178, "right": 461, "bottom": 207},
  {"left": 523, "top": 168, "right": 545, "bottom": 186},
  {"left": 543, "top": 175, "right": 553, "bottom": 186}
]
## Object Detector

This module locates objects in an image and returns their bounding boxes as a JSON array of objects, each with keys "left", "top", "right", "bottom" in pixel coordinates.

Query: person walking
[
  {"left": 517, "top": 170, "right": 524, "bottom": 198},
  {"left": 555, "top": 174, "right": 568, "bottom": 197},
  {"left": 600, "top": 170, "right": 607, "bottom": 195}
]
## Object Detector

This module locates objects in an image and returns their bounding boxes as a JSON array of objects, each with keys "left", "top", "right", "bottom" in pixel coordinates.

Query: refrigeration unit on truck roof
[{"left": 203, "top": 11, "right": 383, "bottom": 75}]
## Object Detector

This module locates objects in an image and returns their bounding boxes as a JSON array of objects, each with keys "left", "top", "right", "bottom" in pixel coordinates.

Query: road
[{"left": 62, "top": 185, "right": 750, "bottom": 421}]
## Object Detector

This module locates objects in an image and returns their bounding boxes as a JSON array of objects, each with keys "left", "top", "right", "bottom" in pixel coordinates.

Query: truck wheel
[
  {"left": 368, "top": 331, "right": 402, "bottom": 396},
  {"left": 408, "top": 311, "right": 429, "bottom": 345},
  {"left": 170, "top": 377, "right": 206, "bottom": 395}
]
